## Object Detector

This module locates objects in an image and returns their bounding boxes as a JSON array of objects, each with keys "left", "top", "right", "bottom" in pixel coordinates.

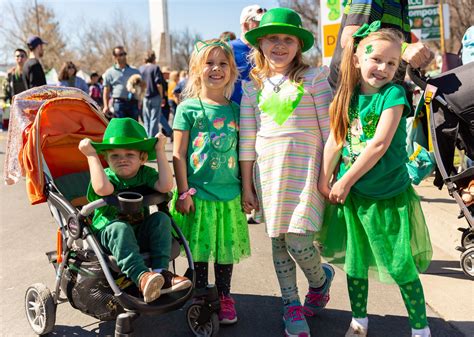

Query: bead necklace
[
  {"left": 267, "top": 74, "right": 287, "bottom": 93},
  {"left": 198, "top": 97, "right": 237, "bottom": 153},
  {"left": 347, "top": 88, "right": 379, "bottom": 163}
]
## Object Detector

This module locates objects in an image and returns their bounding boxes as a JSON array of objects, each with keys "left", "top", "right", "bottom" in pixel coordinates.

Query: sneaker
[
  {"left": 283, "top": 301, "right": 311, "bottom": 337},
  {"left": 139, "top": 271, "right": 164, "bottom": 303},
  {"left": 303, "top": 263, "right": 335, "bottom": 315},
  {"left": 160, "top": 270, "right": 192, "bottom": 294},
  {"left": 218, "top": 294, "right": 238, "bottom": 325},
  {"left": 345, "top": 321, "right": 368, "bottom": 337}
]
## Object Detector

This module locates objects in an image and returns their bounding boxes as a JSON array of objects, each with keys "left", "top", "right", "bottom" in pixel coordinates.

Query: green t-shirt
[
  {"left": 338, "top": 83, "right": 411, "bottom": 199},
  {"left": 87, "top": 165, "right": 159, "bottom": 232},
  {"left": 173, "top": 98, "right": 241, "bottom": 201}
]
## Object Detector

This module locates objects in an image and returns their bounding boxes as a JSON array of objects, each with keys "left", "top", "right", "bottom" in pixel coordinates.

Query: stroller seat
[{"left": 54, "top": 171, "right": 91, "bottom": 206}]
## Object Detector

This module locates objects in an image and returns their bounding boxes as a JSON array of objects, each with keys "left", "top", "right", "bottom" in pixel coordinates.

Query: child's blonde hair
[
  {"left": 249, "top": 37, "right": 309, "bottom": 89},
  {"left": 330, "top": 29, "right": 404, "bottom": 146},
  {"left": 182, "top": 39, "right": 238, "bottom": 99}
]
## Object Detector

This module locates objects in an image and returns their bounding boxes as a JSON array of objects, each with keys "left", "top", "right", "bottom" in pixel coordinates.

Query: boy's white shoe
[{"left": 345, "top": 318, "right": 368, "bottom": 337}]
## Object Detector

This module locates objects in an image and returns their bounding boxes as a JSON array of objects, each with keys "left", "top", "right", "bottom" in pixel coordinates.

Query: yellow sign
[{"left": 323, "top": 23, "right": 341, "bottom": 57}]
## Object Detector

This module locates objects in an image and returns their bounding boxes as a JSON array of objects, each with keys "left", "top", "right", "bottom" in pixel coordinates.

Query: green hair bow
[
  {"left": 194, "top": 39, "right": 232, "bottom": 54},
  {"left": 352, "top": 20, "right": 381, "bottom": 40}
]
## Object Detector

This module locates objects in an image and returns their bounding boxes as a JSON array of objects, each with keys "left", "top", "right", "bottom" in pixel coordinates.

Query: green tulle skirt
[
  {"left": 317, "top": 185, "right": 432, "bottom": 284},
  {"left": 169, "top": 193, "right": 251, "bottom": 264}
]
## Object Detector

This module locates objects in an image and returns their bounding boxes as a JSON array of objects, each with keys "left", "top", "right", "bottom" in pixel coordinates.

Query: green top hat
[
  {"left": 91, "top": 118, "right": 158, "bottom": 160},
  {"left": 245, "top": 7, "right": 314, "bottom": 52}
]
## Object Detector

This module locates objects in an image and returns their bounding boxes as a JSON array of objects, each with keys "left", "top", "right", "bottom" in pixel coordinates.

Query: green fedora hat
[
  {"left": 245, "top": 7, "right": 314, "bottom": 52},
  {"left": 91, "top": 118, "right": 157, "bottom": 160}
]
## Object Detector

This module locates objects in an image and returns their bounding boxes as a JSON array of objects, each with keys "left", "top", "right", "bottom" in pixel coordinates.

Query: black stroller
[
  {"left": 5, "top": 87, "right": 220, "bottom": 336},
  {"left": 409, "top": 63, "right": 474, "bottom": 279}
]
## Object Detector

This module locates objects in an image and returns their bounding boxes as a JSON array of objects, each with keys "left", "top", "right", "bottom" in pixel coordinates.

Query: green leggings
[
  {"left": 272, "top": 233, "right": 326, "bottom": 304},
  {"left": 347, "top": 276, "right": 428, "bottom": 329}
]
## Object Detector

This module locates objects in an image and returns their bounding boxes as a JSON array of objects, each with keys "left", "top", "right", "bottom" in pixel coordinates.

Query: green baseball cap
[
  {"left": 245, "top": 7, "right": 314, "bottom": 52},
  {"left": 91, "top": 118, "right": 157, "bottom": 160}
]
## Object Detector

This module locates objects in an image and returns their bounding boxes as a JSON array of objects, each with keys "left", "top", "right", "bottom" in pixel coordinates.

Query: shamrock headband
[
  {"left": 194, "top": 39, "right": 232, "bottom": 54},
  {"left": 352, "top": 20, "right": 381, "bottom": 47}
]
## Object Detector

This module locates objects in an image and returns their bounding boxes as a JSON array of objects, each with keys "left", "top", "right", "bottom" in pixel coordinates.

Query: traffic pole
[{"left": 438, "top": 0, "right": 445, "bottom": 54}]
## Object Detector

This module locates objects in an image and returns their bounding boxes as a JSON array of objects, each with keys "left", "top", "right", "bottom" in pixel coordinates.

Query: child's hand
[
  {"left": 78, "top": 138, "right": 97, "bottom": 156},
  {"left": 155, "top": 132, "right": 167, "bottom": 152},
  {"left": 328, "top": 179, "right": 352, "bottom": 205},
  {"left": 175, "top": 196, "right": 195, "bottom": 214},
  {"left": 318, "top": 182, "right": 331, "bottom": 199},
  {"left": 242, "top": 188, "right": 259, "bottom": 214}
]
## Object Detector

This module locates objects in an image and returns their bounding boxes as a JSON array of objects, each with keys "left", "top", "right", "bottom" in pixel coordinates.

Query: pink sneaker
[{"left": 218, "top": 294, "right": 237, "bottom": 325}]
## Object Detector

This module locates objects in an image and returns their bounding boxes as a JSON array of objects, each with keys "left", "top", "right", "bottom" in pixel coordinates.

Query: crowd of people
[
  {"left": 1, "top": 37, "right": 189, "bottom": 137},
  {"left": 4, "top": 3, "right": 474, "bottom": 337}
]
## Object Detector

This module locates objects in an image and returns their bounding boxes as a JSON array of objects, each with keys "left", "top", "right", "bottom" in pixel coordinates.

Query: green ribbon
[
  {"left": 194, "top": 39, "right": 232, "bottom": 54},
  {"left": 352, "top": 20, "right": 381, "bottom": 40}
]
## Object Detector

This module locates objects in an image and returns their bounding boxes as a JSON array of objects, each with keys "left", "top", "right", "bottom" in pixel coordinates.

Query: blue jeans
[
  {"left": 113, "top": 99, "right": 139, "bottom": 120},
  {"left": 142, "top": 96, "right": 173, "bottom": 137}
]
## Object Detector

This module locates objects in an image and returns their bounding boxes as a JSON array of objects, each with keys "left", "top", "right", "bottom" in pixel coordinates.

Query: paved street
[{"left": 0, "top": 131, "right": 472, "bottom": 337}]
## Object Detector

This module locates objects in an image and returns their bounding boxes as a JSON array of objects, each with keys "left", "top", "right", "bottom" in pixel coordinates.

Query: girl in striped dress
[{"left": 239, "top": 8, "right": 334, "bottom": 337}]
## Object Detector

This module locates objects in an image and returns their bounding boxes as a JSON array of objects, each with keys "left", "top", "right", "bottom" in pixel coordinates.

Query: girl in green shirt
[
  {"left": 318, "top": 22, "right": 432, "bottom": 337},
  {"left": 170, "top": 39, "right": 251, "bottom": 325}
]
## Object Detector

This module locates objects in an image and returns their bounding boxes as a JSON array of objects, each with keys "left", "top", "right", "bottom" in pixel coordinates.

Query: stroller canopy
[{"left": 3, "top": 86, "right": 108, "bottom": 204}]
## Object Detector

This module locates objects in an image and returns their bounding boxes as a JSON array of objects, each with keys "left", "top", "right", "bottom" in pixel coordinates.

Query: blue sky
[{"left": 47, "top": 0, "right": 279, "bottom": 40}]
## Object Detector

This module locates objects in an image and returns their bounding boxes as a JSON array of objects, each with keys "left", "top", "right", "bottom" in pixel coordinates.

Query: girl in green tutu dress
[
  {"left": 318, "top": 22, "right": 433, "bottom": 337},
  {"left": 170, "top": 39, "right": 250, "bottom": 325}
]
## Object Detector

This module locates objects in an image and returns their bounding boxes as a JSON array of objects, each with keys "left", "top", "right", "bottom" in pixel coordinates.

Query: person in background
[
  {"left": 89, "top": 72, "right": 103, "bottom": 107},
  {"left": 23, "top": 36, "right": 47, "bottom": 89},
  {"left": 57, "top": 61, "right": 89, "bottom": 93},
  {"left": 229, "top": 4, "right": 267, "bottom": 105},
  {"left": 102, "top": 46, "right": 140, "bottom": 120},
  {"left": 167, "top": 70, "right": 179, "bottom": 117},
  {"left": 139, "top": 51, "right": 172, "bottom": 138},
  {"left": 220, "top": 31, "right": 237, "bottom": 41},
  {"left": 4, "top": 48, "right": 28, "bottom": 102},
  {"left": 172, "top": 70, "right": 188, "bottom": 104}
]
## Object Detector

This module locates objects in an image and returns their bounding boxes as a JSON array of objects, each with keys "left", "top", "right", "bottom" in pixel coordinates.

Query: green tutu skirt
[
  {"left": 317, "top": 185, "right": 432, "bottom": 284},
  {"left": 169, "top": 193, "right": 251, "bottom": 264}
]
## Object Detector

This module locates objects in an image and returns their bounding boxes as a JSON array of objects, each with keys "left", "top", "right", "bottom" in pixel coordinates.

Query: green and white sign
[
  {"left": 408, "top": 0, "right": 424, "bottom": 6},
  {"left": 408, "top": 4, "right": 450, "bottom": 41}
]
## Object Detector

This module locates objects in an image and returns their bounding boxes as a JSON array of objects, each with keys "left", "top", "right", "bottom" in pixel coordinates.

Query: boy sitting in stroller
[{"left": 78, "top": 117, "right": 191, "bottom": 303}]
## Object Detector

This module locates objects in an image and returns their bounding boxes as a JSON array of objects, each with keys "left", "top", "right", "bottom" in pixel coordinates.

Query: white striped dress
[{"left": 239, "top": 67, "right": 332, "bottom": 237}]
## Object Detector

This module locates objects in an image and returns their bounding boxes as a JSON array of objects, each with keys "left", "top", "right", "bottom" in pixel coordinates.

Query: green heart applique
[{"left": 257, "top": 81, "right": 304, "bottom": 126}]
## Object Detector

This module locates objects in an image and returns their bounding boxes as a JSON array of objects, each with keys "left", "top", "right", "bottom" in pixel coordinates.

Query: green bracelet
[{"left": 401, "top": 42, "right": 408, "bottom": 55}]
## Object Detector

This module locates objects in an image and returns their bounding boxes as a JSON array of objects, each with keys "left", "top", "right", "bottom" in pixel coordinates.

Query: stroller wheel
[
  {"left": 460, "top": 246, "right": 474, "bottom": 279},
  {"left": 25, "top": 283, "right": 56, "bottom": 335},
  {"left": 186, "top": 303, "right": 219, "bottom": 337},
  {"left": 461, "top": 230, "right": 474, "bottom": 248}
]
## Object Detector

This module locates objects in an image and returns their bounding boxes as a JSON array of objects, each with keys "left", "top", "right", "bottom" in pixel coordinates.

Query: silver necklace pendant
[{"left": 273, "top": 85, "right": 281, "bottom": 93}]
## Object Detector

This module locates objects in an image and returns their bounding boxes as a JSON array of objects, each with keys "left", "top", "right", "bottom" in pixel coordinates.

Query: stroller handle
[{"left": 407, "top": 66, "right": 428, "bottom": 90}]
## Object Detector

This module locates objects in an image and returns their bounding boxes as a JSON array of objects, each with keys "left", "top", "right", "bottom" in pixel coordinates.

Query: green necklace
[
  {"left": 347, "top": 88, "right": 379, "bottom": 163},
  {"left": 198, "top": 97, "right": 237, "bottom": 153}
]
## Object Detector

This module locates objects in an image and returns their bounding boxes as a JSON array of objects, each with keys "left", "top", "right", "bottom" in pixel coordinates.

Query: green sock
[
  {"left": 347, "top": 276, "right": 368, "bottom": 318},
  {"left": 399, "top": 278, "right": 428, "bottom": 329}
]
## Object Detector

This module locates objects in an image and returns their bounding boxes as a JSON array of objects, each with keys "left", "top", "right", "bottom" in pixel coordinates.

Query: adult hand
[
  {"left": 154, "top": 132, "right": 167, "bottom": 152},
  {"left": 242, "top": 188, "right": 259, "bottom": 214},
  {"left": 402, "top": 42, "right": 434, "bottom": 69},
  {"left": 78, "top": 138, "right": 97, "bottom": 156},
  {"left": 341, "top": 25, "right": 361, "bottom": 48},
  {"left": 102, "top": 105, "right": 113, "bottom": 119},
  {"left": 175, "top": 196, "right": 195, "bottom": 214},
  {"left": 328, "top": 179, "right": 352, "bottom": 205}
]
